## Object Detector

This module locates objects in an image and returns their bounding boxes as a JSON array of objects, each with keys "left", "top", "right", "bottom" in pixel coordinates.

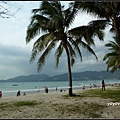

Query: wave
[
  {"left": 1, "top": 80, "right": 120, "bottom": 97},
  {"left": 2, "top": 84, "right": 86, "bottom": 94}
]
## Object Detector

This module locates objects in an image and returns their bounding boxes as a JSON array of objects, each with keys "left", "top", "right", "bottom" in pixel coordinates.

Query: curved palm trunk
[
  {"left": 114, "top": 19, "right": 120, "bottom": 43},
  {"left": 115, "top": 28, "right": 120, "bottom": 42},
  {"left": 64, "top": 44, "right": 73, "bottom": 96}
]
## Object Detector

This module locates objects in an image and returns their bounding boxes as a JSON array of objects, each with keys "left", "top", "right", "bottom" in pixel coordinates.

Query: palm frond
[
  {"left": 88, "top": 19, "right": 108, "bottom": 30},
  {"left": 103, "top": 36, "right": 120, "bottom": 72},
  {"left": 105, "top": 56, "right": 119, "bottom": 72},
  {"left": 69, "top": 22, "right": 105, "bottom": 45},
  {"left": 37, "top": 40, "right": 57, "bottom": 72},
  {"left": 67, "top": 41, "right": 76, "bottom": 60},
  {"left": 55, "top": 42, "right": 64, "bottom": 68},
  {"left": 68, "top": 37, "right": 82, "bottom": 61},
  {"left": 79, "top": 41, "right": 98, "bottom": 60},
  {"left": 64, "top": 2, "right": 79, "bottom": 28},
  {"left": 30, "top": 34, "right": 50, "bottom": 63},
  {"left": 103, "top": 52, "right": 118, "bottom": 61},
  {"left": 39, "top": 1, "right": 56, "bottom": 17},
  {"left": 32, "top": 8, "right": 41, "bottom": 14},
  {"left": 71, "top": 58, "right": 75, "bottom": 66},
  {"left": 77, "top": 2, "right": 106, "bottom": 18},
  {"left": 26, "top": 22, "right": 41, "bottom": 43},
  {"left": 68, "top": 25, "right": 95, "bottom": 45}
]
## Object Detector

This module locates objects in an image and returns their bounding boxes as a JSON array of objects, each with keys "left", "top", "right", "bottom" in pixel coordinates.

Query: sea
[{"left": 0, "top": 79, "right": 120, "bottom": 97}]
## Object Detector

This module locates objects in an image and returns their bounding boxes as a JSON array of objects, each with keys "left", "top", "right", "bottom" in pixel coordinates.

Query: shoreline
[
  {"left": 0, "top": 85, "right": 119, "bottom": 118},
  {"left": 1, "top": 81, "right": 120, "bottom": 98},
  {"left": 2, "top": 82, "right": 120, "bottom": 98},
  {"left": 1, "top": 84, "right": 118, "bottom": 99}
]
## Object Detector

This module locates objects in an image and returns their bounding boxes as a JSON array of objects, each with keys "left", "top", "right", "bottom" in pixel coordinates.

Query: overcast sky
[{"left": 0, "top": 1, "right": 113, "bottom": 80}]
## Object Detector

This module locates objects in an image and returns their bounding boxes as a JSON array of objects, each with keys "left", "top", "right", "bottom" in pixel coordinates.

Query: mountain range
[{"left": 0, "top": 70, "right": 120, "bottom": 82}]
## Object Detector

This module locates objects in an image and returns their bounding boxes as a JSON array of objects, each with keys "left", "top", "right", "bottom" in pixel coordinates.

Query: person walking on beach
[
  {"left": 102, "top": 80, "right": 105, "bottom": 91},
  {"left": 56, "top": 86, "right": 58, "bottom": 91}
]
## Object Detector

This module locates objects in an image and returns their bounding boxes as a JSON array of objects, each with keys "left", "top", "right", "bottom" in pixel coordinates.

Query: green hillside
[{"left": 0, "top": 70, "right": 120, "bottom": 82}]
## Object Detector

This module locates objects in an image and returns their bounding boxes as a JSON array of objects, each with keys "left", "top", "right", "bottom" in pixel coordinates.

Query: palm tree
[
  {"left": 26, "top": 1, "right": 106, "bottom": 96},
  {"left": 76, "top": 2, "right": 120, "bottom": 39},
  {"left": 103, "top": 37, "right": 120, "bottom": 72},
  {"left": 73, "top": 2, "right": 120, "bottom": 72}
]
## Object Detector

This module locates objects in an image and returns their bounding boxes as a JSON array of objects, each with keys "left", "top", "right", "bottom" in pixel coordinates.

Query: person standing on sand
[
  {"left": 90, "top": 83, "right": 92, "bottom": 89},
  {"left": 44, "top": 87, "right": 48, "bottom": 93},
  {"left": 56, "top": 86, "right": 58, "bottom": 91},
  {"left": 0, "top": 91, "right": 2, "bottom": 98},
  {"left": 102, "top": 80, "right": 105, "bottom": 91},
  {"left": 17, "top": 90, "right": 21, "bottom": 96}
]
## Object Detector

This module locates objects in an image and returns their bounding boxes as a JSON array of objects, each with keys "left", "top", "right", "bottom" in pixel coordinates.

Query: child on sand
[{"left": 23, "top": 92, "right": 26, "bottom": 96}]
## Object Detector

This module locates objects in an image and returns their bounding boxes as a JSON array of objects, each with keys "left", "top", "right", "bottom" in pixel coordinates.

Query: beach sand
[{"left": 0, "top": 85, "right": 119, "bottom": 119}]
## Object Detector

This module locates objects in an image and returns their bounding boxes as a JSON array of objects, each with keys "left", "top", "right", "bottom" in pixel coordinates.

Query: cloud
[
  {"left": 0, "top": 43, "right": 36, "bottom": 79},
  {"left": 0, "top": 1, "right": 114, "bottom": 80}
]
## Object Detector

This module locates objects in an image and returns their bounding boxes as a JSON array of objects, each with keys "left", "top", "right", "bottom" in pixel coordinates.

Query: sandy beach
[{"left": 0, "top": 85, "right": 120, "bottom": 119}]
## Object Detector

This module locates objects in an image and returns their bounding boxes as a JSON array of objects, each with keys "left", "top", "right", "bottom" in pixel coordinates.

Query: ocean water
[{"left": 0, "top": 79, "right": 120, "bottom": 97}]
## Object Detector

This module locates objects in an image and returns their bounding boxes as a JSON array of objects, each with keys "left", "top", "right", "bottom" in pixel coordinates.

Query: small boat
[{"left": 12, "top": 84, "right": 18, "bottom": 86}]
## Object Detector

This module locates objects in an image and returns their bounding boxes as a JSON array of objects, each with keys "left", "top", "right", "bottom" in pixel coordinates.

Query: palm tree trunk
[
  {"left": 64, "top": 45, "right": 73, "bottom": 96},
  {"left": 113, "top": 19, "right": 120, "bottom": 44},
  {"left": 116, "top": 28, "right": 120, "bottom": 44}
]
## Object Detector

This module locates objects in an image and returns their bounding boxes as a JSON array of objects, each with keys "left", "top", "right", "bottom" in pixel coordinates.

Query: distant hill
[
  {"left": 0, "top": 70, "right": 120, "bottom": 82},
  {"left": 52, "top": 70, "right": 120, "bottom": 81},
  {"left": 0, "top": 74, "right": 52, "bottom": 82}
]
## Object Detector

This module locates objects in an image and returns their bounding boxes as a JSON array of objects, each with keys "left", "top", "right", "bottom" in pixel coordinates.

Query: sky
[{"left": 0, "top": 1, "right": 113, "bottom": 80}]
